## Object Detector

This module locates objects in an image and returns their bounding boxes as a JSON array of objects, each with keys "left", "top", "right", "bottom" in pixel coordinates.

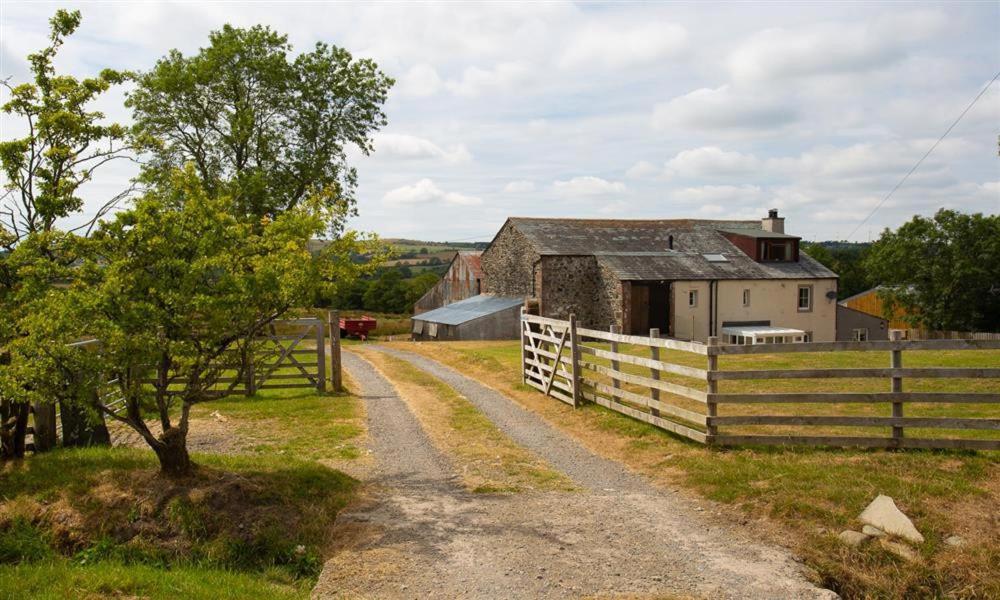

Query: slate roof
[
  {"left": 412, "top": 294, "right": 522, "bottom": 326},
  {"left": 504, "top": 217, "right": 836, "bottom": 281}
]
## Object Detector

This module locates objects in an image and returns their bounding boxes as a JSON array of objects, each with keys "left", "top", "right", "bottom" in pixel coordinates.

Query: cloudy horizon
[{"left": 2, "top": 1, "right": 998, "bottom": 243}]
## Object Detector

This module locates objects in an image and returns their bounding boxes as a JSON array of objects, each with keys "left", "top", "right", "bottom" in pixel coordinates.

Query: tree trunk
[
  {"left": 32, "top": 401, "right": 58, "bottom": 452},
  {"left": 153, "top": 426, "right": 193, "bottom": 477}
]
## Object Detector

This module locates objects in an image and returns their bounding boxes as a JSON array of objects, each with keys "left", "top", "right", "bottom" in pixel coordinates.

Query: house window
[
  {"left": 688, "top": 290, "right": 698, "bottom": 307},
  {"left": 797, "top": 285, "right": 812, "bottom": 311},
  {"left": 760, "top": 240, "right": 794, "bottom": 261},
  {"left": 803, "top": 331, "right": 812, "bottom": 342},
  {"left": 742, "top": 288, "right": 750, "bottom": 307},
  {"left": 852, "top": 328, "right": 869, "bottom": 342}
]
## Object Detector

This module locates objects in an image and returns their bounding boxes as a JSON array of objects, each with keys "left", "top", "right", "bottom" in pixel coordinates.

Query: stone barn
[
  {"left": 413, "top": 251, "right": 482, "bottom": 314},
  {"left": 480, "top": 211, "right": 839, "bottom": 343}
]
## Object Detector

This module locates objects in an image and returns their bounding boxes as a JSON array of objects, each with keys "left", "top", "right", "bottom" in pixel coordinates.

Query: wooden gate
[
  {"left": 520, "top": 309, "right": 580, "bottom": 406},
  {"left": 254, "top": 318, "right": 327, "bottom": 393}
]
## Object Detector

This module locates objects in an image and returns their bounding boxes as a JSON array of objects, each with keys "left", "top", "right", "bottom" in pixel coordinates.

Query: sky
[{"left": 1, "top": 1, "right": 998, "bottom": 243}]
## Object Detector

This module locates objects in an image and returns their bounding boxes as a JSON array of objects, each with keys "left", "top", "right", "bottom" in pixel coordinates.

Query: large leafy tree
[
  {"left": 0, "top": 10, "right": 129, "bottom": 458},
  {"left": 862, "top": 209, "right": 1000, "bottom": 332},
  {"left": 126, "top": 24, "right": 393, "bottom": 229}
]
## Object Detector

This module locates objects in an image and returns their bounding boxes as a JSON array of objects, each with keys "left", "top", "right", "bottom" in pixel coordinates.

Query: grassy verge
[
  {"left": 0, "top": 384, "right": 366, "bottom": 599},
  {"left": 355, "top": 347, "right": 573, "bottom": 493},
  {"left": 388, "top": 340, "right": 1000, "bottom": 599}
]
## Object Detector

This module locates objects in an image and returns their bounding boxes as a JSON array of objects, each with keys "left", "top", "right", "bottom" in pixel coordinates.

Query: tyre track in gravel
[{"left": 313, "top": 348, "right": 838, "bottom": 600}]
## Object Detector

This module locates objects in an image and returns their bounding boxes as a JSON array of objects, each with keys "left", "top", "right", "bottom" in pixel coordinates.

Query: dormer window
[{"left": 760, "top": 240, "right": 793, "bottom": 261}]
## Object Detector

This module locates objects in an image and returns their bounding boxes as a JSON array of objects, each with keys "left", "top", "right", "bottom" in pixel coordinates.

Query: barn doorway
[{"left": 628, "top": 282, "right": 670, "bottom": 335}]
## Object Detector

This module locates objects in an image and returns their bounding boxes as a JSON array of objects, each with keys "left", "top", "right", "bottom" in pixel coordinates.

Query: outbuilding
[{"left": 411, "top": 294, "right": 522, "bottom": 341}]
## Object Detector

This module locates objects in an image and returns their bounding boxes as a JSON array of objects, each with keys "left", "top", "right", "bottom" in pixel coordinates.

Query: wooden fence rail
[{"left": 521, "top": 310, "right": 1000, "bottom": 451}]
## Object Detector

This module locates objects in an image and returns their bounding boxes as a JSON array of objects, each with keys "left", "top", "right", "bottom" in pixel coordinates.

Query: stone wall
[
  {"left": 481, "top": 222, "right": 538, "bottom": 298},
  {"left": 538, "top": 255, "right": 619, "bottom": 329}
]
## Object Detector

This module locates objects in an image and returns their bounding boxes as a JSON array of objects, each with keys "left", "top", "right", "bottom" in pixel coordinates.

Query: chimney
[{"left": 762, "top": 208, "right": 784, "bottom": 233}]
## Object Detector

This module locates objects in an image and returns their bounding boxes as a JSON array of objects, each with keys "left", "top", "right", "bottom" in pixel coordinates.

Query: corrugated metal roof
[
  {"left": 457, "top": 251, "right": 483, "bottom": 278},
  {"left": 505, "top": 217, "right": 837, "bottom": 281},
  {"left": 412, "top": 294, "right": 522, "bottom": 326}
]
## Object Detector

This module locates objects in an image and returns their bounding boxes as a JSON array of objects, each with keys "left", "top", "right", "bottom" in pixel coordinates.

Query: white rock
[
  {"left": 862, "top": 525, "right": 885, "bottom": 537},
  {"left": 838, "top": 530, "right": 869, "bottom": 547},
  {"left": 944, "top": 535, "right": 966, "bottom": 547},
  {"left": 880, "top": 538, "right": 918, "bottom": 561},
  {"left": 859, "top": 495, "right": 925, "bottom": 544}
]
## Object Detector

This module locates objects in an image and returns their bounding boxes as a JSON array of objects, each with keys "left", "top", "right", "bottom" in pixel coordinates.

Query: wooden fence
[{"left": 521, "top": 310, "right": 1000, "bottom": 451}]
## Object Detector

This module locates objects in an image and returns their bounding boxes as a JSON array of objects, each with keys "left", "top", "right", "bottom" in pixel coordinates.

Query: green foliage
[
  {"left": 801, "top": 242, "right": 873, "bottom": 300},
  {"left": 0, "top": 518, "right": 54, "bottom": 564},
  {"left": 862, "top": 209, "right": 1000, "bottom": 331},
  {"left": 127, "top": 24, "right": 394, "bottom": 230}
]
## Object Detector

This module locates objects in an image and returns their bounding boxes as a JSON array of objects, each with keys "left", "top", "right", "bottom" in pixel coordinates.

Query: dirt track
[{"left": 312, "top": 348, "right": 838, "bottom": 599}]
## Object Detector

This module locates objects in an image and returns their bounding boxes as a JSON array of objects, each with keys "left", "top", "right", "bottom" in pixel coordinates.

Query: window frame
[
  {"left": 797, "top": 284, "right": 813, "bottom": 312},
  {"left": 688, "top": 289, "right": 698, "bottom": 308},
  {"left": 742, "top": 288, "right": 751, "bottom": 307},
  {"left": 852, "top": 328, "right": 869, "bottom": 342}
]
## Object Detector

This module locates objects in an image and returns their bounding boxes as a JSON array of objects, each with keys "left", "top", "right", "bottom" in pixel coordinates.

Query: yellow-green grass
[
  {"left": 355, "top": 348, "right": 573, "bottom": 494},
  {"left": 388, "top": 340, "right": 1000, "bottom": 599},
  {"left": 1, "top": 381, "right": 365, "bottom": 599}
]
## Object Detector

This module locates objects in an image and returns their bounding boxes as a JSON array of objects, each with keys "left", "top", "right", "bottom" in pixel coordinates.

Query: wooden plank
[
  {"left": 709, "top": 415, "right": 1000, "bottom": 430},
  {"left": 709, "top": 392, "right": 1000, "bottom": 404},
  {"left": 610, "top": 325, "right": 621, "bottom": 390},
  {"left": 582, "top": 391, "right": 707, "bottom": 443},
  {"left": 706, "top": 336, "right": 719, "bottom": 439},
  {"left": 712, "top": 434, "right": 1000, "bottom": 451},
  {"left": 329, "top": 310, "right": 342, "bottom": 392},
  {"left": 580, "top": 345, "right": 708, "bottom": 379},
  {"left": 890, "top": 330, "right": 904, "bottom": 440},
  {"left": 523, "top": 345, "right": 575, "bottom": 366},
  {"left": 710, "top": 338, "right": 1000, "bottom": 355},
  {"left": 590, "top": 382, "right": 707, "bottom": 425},
  {"left": 569, "top": 314, "right": 581, "bottom": 406},
  {"left": 520, "top": 307, "right": 528, "bottom": 386},
  {"left": 262, "top": 372, "right": 319, "bottom": 381},
  {"left": 258, "top": 383, "right": 316, "bottom": 390},
  {"left": 579, "top": 362, "right": 708, "bottom": 402},
  {"left": 525, "top": 358, "right": 574, "bottom": 382},
  {"left": 524, "top": 377, "right": 575, "bottom": 405},
  {"left": 522, "top": 313, "right": 573, "bottom": 328},
  {"left": 524, "top": 329, "right": 567, "bottom": 346},
  {"left": 649, "top": 328, "right": 660, "bottom": 417},
  {"left": 544, "top": 325, "right": 570, "bottom": 395},
  {"left": 576, "top": 326, "right": 709, "bottom": 354},
  {"left": 710, "top": 367, "right": 1000, "bottom": 381}
]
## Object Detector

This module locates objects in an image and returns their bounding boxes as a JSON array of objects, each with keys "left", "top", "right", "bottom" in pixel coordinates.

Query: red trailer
[{"left": 339, "top": 315, "right": 377, "bottom": 340}]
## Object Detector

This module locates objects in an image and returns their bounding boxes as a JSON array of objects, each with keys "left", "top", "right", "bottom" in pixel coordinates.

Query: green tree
[
  {"left": 0, "top": 10, "right": 129, "bottom": 458},
  {"left": 126, "top": 24, "right": 393, "bottom": 229},
  {"left": 862, "top": 209, "right": 1000, "bottom": 331},
  {"left": 363, "top": 269, "right": 408, "bottom": 313},
  {"left": 801, "top": 242, "right": 873, "bottom": 300}
]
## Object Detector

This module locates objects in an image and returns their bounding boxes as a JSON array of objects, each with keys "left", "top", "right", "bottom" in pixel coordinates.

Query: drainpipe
[{"left": 709, "top": 280, "right": 718, "bottom": 337}]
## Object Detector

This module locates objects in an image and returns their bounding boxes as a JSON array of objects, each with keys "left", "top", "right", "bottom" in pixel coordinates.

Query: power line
[{"left": 843, "top": 70, "right": 1000, "bottom": 241}]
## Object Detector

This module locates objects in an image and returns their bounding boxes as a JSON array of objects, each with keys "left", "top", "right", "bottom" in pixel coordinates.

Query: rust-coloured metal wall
[{"left": 413, "top": 252, "right": 483, "bottom": 314}]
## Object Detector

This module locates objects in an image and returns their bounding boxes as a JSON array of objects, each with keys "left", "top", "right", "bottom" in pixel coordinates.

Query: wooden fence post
[
  {"left": 31, "top": 401, "right": 57, "bottom": 452},
  {"left": 649, "top": 328, "right": 660, "bottom": 417},
  {"left": 329, "top": 311, "right": 342, "bottom": 393},
  {"left": 890, "top": 330, "right": 903, "bottom": 444},
  {"left": 246, "top": 346, "right": 256, "bottom": 396},
  {"left": 316, "top": 318, "right": 327, "bottom": 394},
  {"left": 520, "top": 307, "right": 528, "bottom": 385},
  {"left": 706, "top": 336, "right": 719, "bottom": 442},
  {"left": 569, "top": 314, "right": 581, "bottom": 407},
  {"left": 610, "top": 324, "right": 620, "bottom": 390}
]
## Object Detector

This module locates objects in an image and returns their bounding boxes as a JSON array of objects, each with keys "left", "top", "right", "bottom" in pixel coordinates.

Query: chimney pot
[
  {"left": 762, "top": 209, "right": 785, "bottom": 233},
  {"left": 768, "top": 209, "right": 778, "bottom": 218}
]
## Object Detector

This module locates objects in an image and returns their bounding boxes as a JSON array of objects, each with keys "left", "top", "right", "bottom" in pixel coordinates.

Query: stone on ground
[
  {"left": 879, "top": 539, "right": 918, "bottom": 562},
  {"left": 838, "top": 530, "right": 869, "bottom": 547},
  {"left": 862, "top": 525, "right": 885, "bottom": 537},
  {"left": 944, "top": 535, "right": 966, "bottom": 547},
  {"left": 858, "top": 494, "right": 924, "bottom": 544}
]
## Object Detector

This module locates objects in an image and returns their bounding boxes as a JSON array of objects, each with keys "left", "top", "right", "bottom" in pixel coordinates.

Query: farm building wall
[
  {"left": 841, "top": 288, "right": 912, "bottom": 329},
  {"left": 413, "top": 252, "right": 482, "bottom": 314},
  {"left": 837, "top": 305, "right": 889, "bottom": 341},
  {"left": 538, "top": 255, "right": 616, "bottom": 328},
  {"left": 672, "top": 278, "right": 838, "bottom": 342},
  {"left": 481, "top": 222, "right": 539, "bottom": 298},
  {"left": 411, "top": 306, "right": 521, "bottom": 341}
]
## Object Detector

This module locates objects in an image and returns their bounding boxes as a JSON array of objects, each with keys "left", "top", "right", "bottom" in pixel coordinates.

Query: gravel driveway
[{"left": 313, "top": 348, "right": 837, "bottom": 599}]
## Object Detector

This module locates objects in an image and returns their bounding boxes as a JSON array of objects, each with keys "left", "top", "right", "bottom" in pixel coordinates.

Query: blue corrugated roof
[{"left": 413, "top": 295, "right": 522, "bottom": 326}]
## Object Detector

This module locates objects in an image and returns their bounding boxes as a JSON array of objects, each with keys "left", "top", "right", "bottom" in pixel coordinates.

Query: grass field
[
  {"left": 389, "top": 340, "right": 1000, "bottom": 599},
  {"left": 0, "top": 380, "right": 365, "bottom": 599}
]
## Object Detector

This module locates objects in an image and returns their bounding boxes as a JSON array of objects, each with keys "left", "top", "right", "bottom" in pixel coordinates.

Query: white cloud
[
  {"left": 558, "top": 21, "right": 687, "bottom": 69},
  {"left": 672, "top": 184, "right": 765, "bottom": 205},
  {"left": 552, "top": 176, "right": 627, "bottom": 197},
  {"left": 444, "top": 61, "right": 533, "bottom": 97},
  {"left": 664, "top": 146, "right": 761, "bottom": 179},
  {"left": 372, "top": 133, "right": 472, "bottom": 164},
  {"left": 397, "top": 63, "right": 443, "bottom": 97},
  {"left": 652, "top": 85, "right": 798, "bottom": 131},
  {"left": 625, "top": 160, "right": 660, "bottom": 179},
  {"left": 728, "top": 11, "right": 947, "bottom": 84},
  {"left": 503, "top": 180, "right": 535, "bottom": 193},
  {"left": 382, "top": 179, "right": 481, "bottom": 206}
]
